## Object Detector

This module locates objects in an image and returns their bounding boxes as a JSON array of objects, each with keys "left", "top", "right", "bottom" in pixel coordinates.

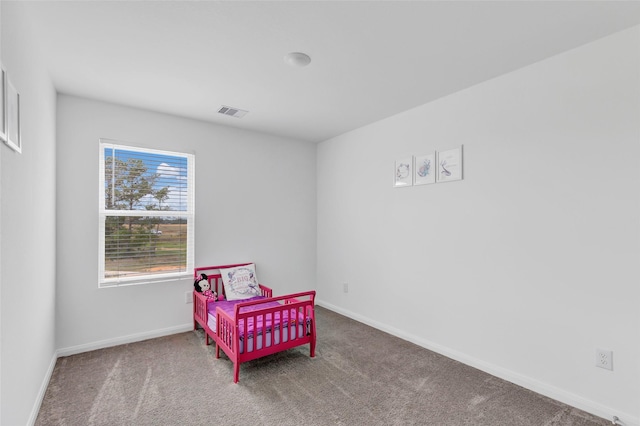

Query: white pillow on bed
[{"left": 220, "top": 264, "right": 262, "bottom": 300}]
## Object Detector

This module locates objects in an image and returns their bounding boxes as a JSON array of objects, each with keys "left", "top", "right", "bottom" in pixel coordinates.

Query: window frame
[{"left": 98, "top": 139, "right": 195, "bottom": 287}]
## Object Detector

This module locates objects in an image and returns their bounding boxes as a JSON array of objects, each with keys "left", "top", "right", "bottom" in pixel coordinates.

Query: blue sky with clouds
[{"left": 105, "top": 147, "right": 189, "bottom": 211}]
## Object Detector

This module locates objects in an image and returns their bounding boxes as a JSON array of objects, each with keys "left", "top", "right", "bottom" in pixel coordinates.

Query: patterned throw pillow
[{"left": 219, "top": 264, "right": 262, "bottom": 301}]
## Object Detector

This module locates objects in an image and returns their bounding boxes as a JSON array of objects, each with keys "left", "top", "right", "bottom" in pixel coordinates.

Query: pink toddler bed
[{"left": 193, "top": 263, "right": 316, "bottom": 383}]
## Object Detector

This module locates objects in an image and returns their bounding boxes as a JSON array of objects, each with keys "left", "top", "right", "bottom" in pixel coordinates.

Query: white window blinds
[{"left": 98, "top": 140, "right": 194, "bottom": 287}]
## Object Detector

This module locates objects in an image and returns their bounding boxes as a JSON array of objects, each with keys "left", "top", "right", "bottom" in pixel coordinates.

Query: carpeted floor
[{"left": 35, "top": 306, "right": 611, "bottom": 426}]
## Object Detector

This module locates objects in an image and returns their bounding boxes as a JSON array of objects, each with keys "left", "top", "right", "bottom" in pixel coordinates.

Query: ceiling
[{"left": 15, "top": 1, "right": 640, "bottom": 143}]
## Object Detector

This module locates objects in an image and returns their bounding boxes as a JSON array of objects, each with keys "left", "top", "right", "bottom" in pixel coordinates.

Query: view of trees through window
[{"left": 101, "top": 144, "right": 192, "bottom": 282}]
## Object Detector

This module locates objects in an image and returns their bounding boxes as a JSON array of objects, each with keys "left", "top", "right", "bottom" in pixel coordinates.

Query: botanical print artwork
[
  {"left": 397, "top": 163, "right": 410, "bottom": 179},
  {"left": 394, "top": 157, "right": 413, "bottom": 187},
  {"left": 417, "top": 160, "right": 430, "bottom": 177},
  {"left": 437, "top": 147, "right": 462, "bottom": 182},
  {"left": 414, "top": 153, "right": 435, "bottom": 185}
]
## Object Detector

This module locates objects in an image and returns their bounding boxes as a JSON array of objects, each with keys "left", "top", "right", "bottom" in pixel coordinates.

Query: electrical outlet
[
  {"left": 343, "top": 283, "right": 349, "bottom": 293},
  {"left": 596, "top": 348, "right": 613, "bottom": 371},
  {"left": 185, "top": 291, "right": 192, "bottom": 304}
]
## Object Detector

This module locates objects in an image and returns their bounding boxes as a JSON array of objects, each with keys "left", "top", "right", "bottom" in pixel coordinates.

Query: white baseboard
[
  {"left": 27, "top": 352, "right": 58, "bottom": 426},
  {"left": 57, "top": 323, "right": 194, "bottom": 357},
  {"left": 316, "top": 299, "right": 639, "bottom": 426}
]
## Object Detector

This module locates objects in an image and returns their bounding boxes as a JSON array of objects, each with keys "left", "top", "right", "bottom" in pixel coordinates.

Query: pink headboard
[{"left": 194, "top": 262, "right": 254, "bottom": 298}]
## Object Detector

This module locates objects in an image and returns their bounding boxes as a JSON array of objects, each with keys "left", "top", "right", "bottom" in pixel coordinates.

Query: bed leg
[
  {"left": 234, "top": 363, "right": 240, "bottom": 384},
  {"left": 310, "top": 320, "right": 317, "bottom": 358},
  {"left": 215, "top": 343, "right": 220, "bottom": 359}
]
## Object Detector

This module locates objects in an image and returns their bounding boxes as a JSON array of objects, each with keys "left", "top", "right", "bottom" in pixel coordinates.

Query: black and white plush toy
[{"left": 194, "top": 273, "right": 217, "bottom": 301}]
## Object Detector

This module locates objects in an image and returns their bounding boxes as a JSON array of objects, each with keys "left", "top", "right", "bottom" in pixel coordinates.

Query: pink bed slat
[{"left": 192, "top": 263, "right": 316, "bottom": 383}]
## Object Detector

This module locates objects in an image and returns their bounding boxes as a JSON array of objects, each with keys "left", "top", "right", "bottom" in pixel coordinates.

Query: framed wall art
[
  {"left": 414, "top": 153, "right": 435, "bottom": 185},
  {"left": 394, "top": 157, "right": 413, "bottom": 187},
  {"left": 5, "top": 76, "right": 21, "bottom": 153},
  {"left": 0, "top": 67, "right": 7, "bottom": 143},
  {"left": 437, "top": 146, "right": 462, "bottom": 183}
]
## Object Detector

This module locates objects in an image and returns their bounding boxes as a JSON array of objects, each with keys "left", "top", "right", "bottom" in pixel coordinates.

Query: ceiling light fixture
[{"left": 284, "top": 52, "right": 311, "bottom": 68}]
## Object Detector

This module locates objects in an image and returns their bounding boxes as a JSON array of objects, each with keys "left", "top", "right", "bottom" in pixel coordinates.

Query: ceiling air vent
[{"left": 218, "top": 105, "right": 248, "bottom": 118}]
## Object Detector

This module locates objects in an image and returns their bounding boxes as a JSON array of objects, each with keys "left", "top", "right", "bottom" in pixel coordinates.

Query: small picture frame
[
  {"left": 0, "top": 67, "right": 7, "bottom": 143},
  {"left": 394, "top": 157, "right": 413, "bottom": 187},
  {"left": 437, "top": 146, "right": 462, "bottom": 183},
  {"left": 414, "top": 153, "right": 436, "bottom": 185},
  {"left": 5, "top": 77, "right": 21, "bottom": 153}
]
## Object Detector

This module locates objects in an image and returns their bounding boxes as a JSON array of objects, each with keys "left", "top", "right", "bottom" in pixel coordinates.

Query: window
[{"left": 99, "top": 140, "right": 194, "bottom": 287}]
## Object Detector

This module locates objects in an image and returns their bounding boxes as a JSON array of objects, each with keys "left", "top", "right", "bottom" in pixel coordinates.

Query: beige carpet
[{"left": 36, "top": 306, "right": 611, "bottom": 426}]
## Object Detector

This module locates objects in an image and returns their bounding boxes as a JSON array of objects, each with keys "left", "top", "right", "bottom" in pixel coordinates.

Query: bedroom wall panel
[
  {"left": 1, "top": 3, "right": 58, "bottom": 425},
  {"left": 55, "top": 96, "right": 317, "bottom": 357},
  {"left": 316, "top": 26, "right": 640, "bottom": 424},
  {"left": 1, "top": 4, "right": 3, "bottom": 423}
]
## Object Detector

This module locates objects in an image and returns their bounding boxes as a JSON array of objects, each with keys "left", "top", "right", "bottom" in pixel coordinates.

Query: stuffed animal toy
[{"left": 194, "top": 273, "right": 217, "bottom": 301}]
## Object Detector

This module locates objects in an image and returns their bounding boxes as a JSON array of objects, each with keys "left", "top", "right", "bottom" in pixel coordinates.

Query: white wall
[
  {"left": 1, "top": 3, "right": 58, "bottom": 426},
  {"left": 317, "top": 26, "right": 640, "bottom": 424},
  {"left": 56, "top": 95, "right": 317, "bottom": 353},
  {"left": 1, "top": 3, "right": 4, "bottom": 423}
]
